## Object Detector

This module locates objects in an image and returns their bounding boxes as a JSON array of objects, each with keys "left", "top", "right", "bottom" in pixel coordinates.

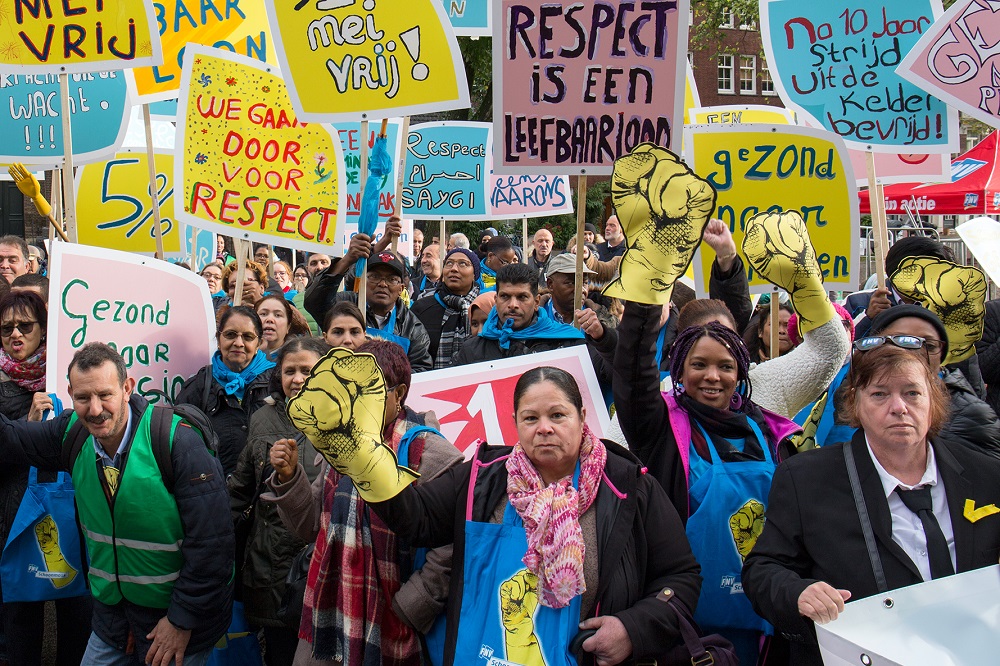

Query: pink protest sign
[
  {"left": 46, "top": 243, "right": 216, "bottom": 404},
  {"left": 898, "top": 0, "right": 1000, "bottom": 130},
  {"left": 847, "top": 149, "right": 950, "bottom": 186},
  {"left": 493, "top": 1, "right": 689, "bottom": 175},
  {"left": 489, "top": 174, "right": 574, "bottom": 217},
  {"left": 407, "top": 347, "right": 610, "bottom": 459}
]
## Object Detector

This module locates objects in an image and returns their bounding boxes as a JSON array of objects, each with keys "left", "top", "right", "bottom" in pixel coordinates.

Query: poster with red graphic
[{"left": 407, "top": 347, "right": 610, "bottom": 459}]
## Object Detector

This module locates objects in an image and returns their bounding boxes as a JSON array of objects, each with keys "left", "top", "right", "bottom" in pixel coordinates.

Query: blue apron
[
  {"left": 0, "top": 467, "right": 87, "bottom": 602},
  {"left": 455, "top": 469, "right": 582, "bottom": 666},
  {"left": 686, "top": 419, "right": 774, "bottom": 633},
  {"left": 654, "top": 323, "right": 670, "bottom": 384},
  {"left": 366, "top": 305, "right": 411, "bottom": 353}
]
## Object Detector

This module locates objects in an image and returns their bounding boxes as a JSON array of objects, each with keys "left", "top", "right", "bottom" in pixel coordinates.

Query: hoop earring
[{"left": 730, "top": 392, "right": 743, "bottom": 410}]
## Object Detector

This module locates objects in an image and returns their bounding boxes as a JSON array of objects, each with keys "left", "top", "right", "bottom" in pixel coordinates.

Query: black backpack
[{"left": 62, "top": 369, "right": 219, "bottom": 487}]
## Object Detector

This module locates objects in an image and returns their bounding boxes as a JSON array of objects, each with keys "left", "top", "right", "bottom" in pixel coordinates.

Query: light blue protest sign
[
  {"left": 182, "top": 226, "right": 216, "bottom": 271},
  {"left": 333, "top": 120, "right": 404, "bottom": 223},
  {"left": 761, "top": 0, "right": 958, "bottom": 153},
  {"left": 402, "top": 122, "right": 490, "bottom": 220},
  {"left": 148, "top": 98, "right": 178, "bottom": 121},
  {"left": 0, "top": 71, "right": 130, "bottom": 165},
  {"left": 441, "top": 0, "right": 490, "bottom": 36}
]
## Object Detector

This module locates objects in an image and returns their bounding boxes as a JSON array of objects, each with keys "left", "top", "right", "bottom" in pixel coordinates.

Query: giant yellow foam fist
[
  {"left": 8, "top": 164, "right": 52, "bottom": 218},
  {"left": 891, "top": 257, "right": 987, "bottom": 365},
  {"left": 287, "top": 349, "right": 418, "bottom": 502},
  {"left": 743, "top": 211, "right": 835, "bottom": 334},
  {"left": 603, "top": 144, "right": 716, "bottom": 305}
]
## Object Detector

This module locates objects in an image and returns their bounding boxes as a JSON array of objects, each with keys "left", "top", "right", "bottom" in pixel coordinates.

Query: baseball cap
[
  {"left": 547, "top": 252, "right": 596, "bottom": 275},
  {"left": 367, "top": 250, "right": 406, "bottom": 279}
]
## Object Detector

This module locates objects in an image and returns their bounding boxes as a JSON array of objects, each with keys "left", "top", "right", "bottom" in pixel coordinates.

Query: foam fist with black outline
[
  {"left": 742, "top": 211, "right": 834, "bottom": 334},
  {"left": 287, "top": 349, "right": 418, "bottom": 502},
  {"left": 604, "top": 143, "right": 717, "bottom": 305}
]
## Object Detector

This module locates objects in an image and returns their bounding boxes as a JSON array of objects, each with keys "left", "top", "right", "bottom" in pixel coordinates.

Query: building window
[
  {"left": 718, "top": 55, "right": 734, "bottom": 94},
  {"left": 687, "top": 51, "right": 693, "bottom": 65},
  {"left": 739, "top": 15, "right": 757, "bottom": 30},
  {"left": 761, "top": 60, "right": 776, "bottom": 96},
  {"left": 720, "top": 9, "right": 734, "bottom": 28},
  {"left": 740, "top": 55, "right": 756, "bottom": 95}
]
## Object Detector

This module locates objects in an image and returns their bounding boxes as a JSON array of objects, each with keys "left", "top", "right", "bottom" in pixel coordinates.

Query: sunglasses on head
[{"left": 853, "top": 335, "right": 944, "bottom": 355}]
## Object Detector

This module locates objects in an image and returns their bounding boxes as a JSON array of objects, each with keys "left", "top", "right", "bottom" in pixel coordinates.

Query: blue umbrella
[{"left": 355, "top": 132, "right": 394, "bottom": 279}]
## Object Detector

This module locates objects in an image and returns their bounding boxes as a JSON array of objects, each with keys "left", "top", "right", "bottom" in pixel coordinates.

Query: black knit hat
[{"left": 868, "top": 304, "right": 949, "bottom": 361}]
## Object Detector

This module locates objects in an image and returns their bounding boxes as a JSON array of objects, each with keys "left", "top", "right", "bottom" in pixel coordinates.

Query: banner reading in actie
[
  {"left": 175, "top": 45, "right": 346, "bottom": 254},
  {"left": 760, "top": 0, "right": 959, "bottom": 153},
  {"left": 0, "top": 0, "right": 163, "bottom": 74},
  {"left": 494, "top": 0, "right": 690, "bottom": 175}
]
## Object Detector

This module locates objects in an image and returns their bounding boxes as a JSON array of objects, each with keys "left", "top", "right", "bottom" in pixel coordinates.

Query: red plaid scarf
[{"left": 301, "top": 411, "right": 423, "bottom": 665}]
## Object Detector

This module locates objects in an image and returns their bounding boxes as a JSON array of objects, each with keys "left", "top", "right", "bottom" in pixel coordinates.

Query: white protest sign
[
  {"left": 817, "top": 565, "right": 1000, "bottom": 665},
  {"left": 956, "top": 217, "right": 1000, "bottom": 286},
  {"left": 408, "top": 346, "right": 610, "bottom": 459},
  {"left": 46, "top": 242, "right": 216, "bottom": 404}
]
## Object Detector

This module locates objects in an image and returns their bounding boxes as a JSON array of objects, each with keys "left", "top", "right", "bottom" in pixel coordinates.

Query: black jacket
[
  {"left": 0, "top": 379, "right": 37, "bottom": 550},
  {"left": 175, "top": 365, "right": 274, "bottom": 477},
  {"left": 0, "top": 394, "right": 234, "bottom": 656},
  {"left": 976, "top": 299, "right": 1000, "bottom": 416},
  {"left": 336, "top": 291, "right": 433, "bottom": 372},
  {"left": 938, "top": 367, "right": 1000, "bottom": 459},
  {"left": 742, "top": 430, "right": 1000, "bottom": 665},
  {"left": 710, "top": 255, "right": 753, "bottom": 333},
  {"left": 449, "top": 314, "right": 617, "bottom": 388},
  {"left": 370, "top": 441, "right": 702, "bottom": 666}
]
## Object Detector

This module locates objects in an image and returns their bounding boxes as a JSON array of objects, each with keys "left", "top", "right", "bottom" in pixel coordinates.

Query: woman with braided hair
[{"left": 616, "top": 312, "right": 802, "bottom": 664}]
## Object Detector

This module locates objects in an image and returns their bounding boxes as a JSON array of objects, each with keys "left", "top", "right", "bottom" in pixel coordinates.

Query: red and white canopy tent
[{"left": 859, "top": 131, "right": 1000, "bottom": 217}]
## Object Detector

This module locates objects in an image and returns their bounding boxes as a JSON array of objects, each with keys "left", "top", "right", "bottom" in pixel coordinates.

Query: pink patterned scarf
[
  {"left": 506, "top": 424, "right": 607, "bottom": 608},
  {"left": 0, "top": 346, "right": 45, "bottom": 392}
]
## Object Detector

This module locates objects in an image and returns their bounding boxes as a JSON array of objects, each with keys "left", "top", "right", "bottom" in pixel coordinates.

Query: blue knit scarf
[
  {"left": 211, "top": 350, "right": 275, "bottom": 401},
  {"left": 479, "top": 306, "right": 584, "bottom": 350}
]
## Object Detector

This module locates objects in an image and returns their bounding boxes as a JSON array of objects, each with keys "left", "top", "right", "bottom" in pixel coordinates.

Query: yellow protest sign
[
  {"left": 131, "top": 0, "right": 274, "bottom": 102},
  {"left": 265, "top": 0, "right": 469, "bottom": 122},
  {"left": 0, "top": 0, "right": 162, "bottom": 73},
  {"left": 690, "top": 105, "right": 795, "bottom": 125},
  {"left": 75, "top": 150, "right": 182, "bottom": 255},
  {"left": 686, "top": 124, "right": 860, "bottom": 296},
  {"left": 175, "top": 46, "right": 345, "bottom": 253},
  {"left": 683, "top": 62, "right": 700, "bottom": 124}
]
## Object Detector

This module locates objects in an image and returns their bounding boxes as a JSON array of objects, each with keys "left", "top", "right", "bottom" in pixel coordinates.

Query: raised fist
[
  {"left": 743, "top": 211, "right": 834, "bottom": 333},
  {"left": 34, "top": 515, "right": 78, "bottom": 588},
  {"left": 8, "top": 164, "right": 52, "bottom": 217},
  {"left": 603, "top": 144, "right": 716, "bottom": 305},
  {"left": 500, "top": 568, "right": 543, "bottom": 665},
  {"left": 891, "top": 257, "right": 987, "bottom": 364},
  {"left": 729, "top": 499, "right": 766, "bottom": 561},
  {"left": 287, "top": 349, "right": 418, "bottom": 502}
]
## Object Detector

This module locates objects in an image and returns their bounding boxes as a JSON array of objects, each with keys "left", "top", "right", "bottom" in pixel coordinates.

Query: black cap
[
  {"left": 367, "top": 250, "right": 406, "bottom": 279},
  {"left": 584, "top": 223, "right": 597, "bottom": 233},
  {"left": 868, "top": 304, "right": 949, "bottom": 361}
]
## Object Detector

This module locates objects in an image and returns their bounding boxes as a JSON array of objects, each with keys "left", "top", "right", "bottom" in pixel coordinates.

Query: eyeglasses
[
  {"left": 0, "top": 321, "right": 37, "bottom": 337},
  {"left": 220, "top": 330, "right": 259, "bottom": 343},
  {"left": 853, "top": 335, "right": 943, "bottom": 355},
  {"left": 444, "top": 259, "right": 473, "bottom": 269},
  {"left": 369, "top": 275, "right": 402, "bottom": 286},
  {"left": 496, "top": 255, "right": 514, "bottom": 266}
]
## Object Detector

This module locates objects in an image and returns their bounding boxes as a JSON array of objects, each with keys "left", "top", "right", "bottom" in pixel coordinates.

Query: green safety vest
[{"left": 68, "top": 405, "right": 185, "bottom": 609}]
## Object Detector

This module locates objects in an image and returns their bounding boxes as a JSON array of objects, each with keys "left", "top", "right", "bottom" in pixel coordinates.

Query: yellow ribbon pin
[{"left": 964, "top": 499, "right": 1000, "bottom": 523}]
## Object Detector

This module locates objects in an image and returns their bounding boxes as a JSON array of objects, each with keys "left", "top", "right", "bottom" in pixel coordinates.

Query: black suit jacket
[{"left": 742, "top": 430, "right": 1000, "bottom": 665}]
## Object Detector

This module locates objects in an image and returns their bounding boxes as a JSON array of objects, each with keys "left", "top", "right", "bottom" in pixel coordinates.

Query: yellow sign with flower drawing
[{"left": 175, "top": 45, "right": 345, "bottom": 253}]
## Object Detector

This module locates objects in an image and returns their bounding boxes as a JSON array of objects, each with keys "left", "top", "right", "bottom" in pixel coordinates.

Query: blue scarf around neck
[
  {"left": 212, "top": 350, "right": 275, "bottom": 401},
  {"left": 479, "top": 305, "right": 585, "bottom": 350}
]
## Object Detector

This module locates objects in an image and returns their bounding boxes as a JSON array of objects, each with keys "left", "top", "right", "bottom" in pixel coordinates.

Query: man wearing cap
[
  {"left": 823, "top": 305, "right": 1000, "bottom": 458},
  {"left": 479, "top": 236, "right": 517, "bottom": 293},
  {"left": 26, "top": 245, "right": 44, "bottom": 275},
  {"left": 304, "top": 218, "right": 432, "bottom": 371},
  {"left": 411, "top": 247, "right": 482, "bottom": 368}
]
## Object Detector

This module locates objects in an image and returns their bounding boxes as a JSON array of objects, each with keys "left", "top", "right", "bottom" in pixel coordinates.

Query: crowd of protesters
[{"left": 0, "top": 217, "right": 997, "bottom": 666}]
